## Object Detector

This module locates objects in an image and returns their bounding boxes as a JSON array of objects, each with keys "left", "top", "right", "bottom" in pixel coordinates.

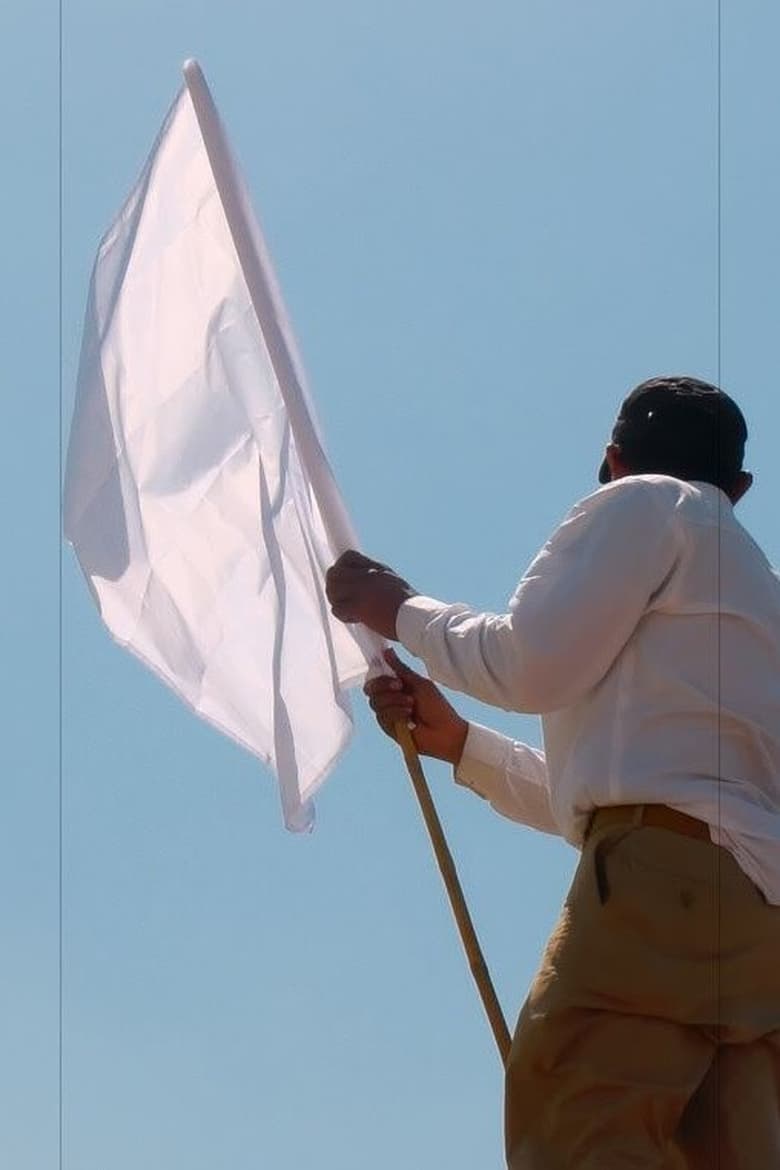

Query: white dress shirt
[{"left": 396, "top": 475, "right": 780, "bottom": 903}]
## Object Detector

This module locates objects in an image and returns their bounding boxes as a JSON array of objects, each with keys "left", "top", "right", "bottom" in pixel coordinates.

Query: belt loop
[{"left": 630, "top": 805, "right": 646, "bottom": 828}]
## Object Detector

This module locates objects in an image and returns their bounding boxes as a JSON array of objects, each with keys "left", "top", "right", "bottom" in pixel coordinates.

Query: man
[{"left": 325, "top": 376, "right": 780, "bottom": 1169}]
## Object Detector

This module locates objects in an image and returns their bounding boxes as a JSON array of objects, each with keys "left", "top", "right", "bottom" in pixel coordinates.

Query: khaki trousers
[{"left": 505, "top": 821, "right": 780, "bottom": 1169}]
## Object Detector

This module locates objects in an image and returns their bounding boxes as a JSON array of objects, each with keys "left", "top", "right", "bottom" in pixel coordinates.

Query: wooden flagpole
[{"left": 395, "top": 721, "right": 512, "bottom": 1066}]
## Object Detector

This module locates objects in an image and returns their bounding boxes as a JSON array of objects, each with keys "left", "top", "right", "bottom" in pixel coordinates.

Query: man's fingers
[
  {"left": 325, "top": 564, "right": 376, "bottom": 613},
  {"left": 364, "top": 656, "right": 426, "bottom": 701},
  {"left": 372, "top": 708, "right": 401, "bottom": 740},
  {"left": 324, "top": 572, "right": 355, "bottom": 601},
  {"left": 334, "top": 549, "right": 385, "bottom": 571},
  {"left": 325, "top": 552, "right": 367, "bottom": 601},
  {"left": 330, "top": 602, "right": 359, "bottom": 623},
  {"left": 375, "top": 708, "right": 414, "bottom": 734},
  {"left": 364, "top": 670, "right": 415, "bottom": 731},
  {"left": 327, "top": 550, "right": 389, "bottom": 585},
  {"left": 337, "top": 549, "right": 369, "bottom": 567},
  {"left": 376, "top": 712, "right": 416, "bottom": 742},
  {"left": 363, "top": 675, "right": 404, "bottom": 698},
  {"left": 368, "top": 692, "right": 413, "bottom": 717}
]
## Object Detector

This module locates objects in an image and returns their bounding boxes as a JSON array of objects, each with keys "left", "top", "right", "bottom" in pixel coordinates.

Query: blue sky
[{"left": 3, "top": 2, "right": 779, "bottom": 1167}]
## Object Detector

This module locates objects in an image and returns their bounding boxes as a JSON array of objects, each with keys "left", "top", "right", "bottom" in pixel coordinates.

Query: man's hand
[
  {"left": 325, "top": 550, "right": 417, "bottom": 641},
  {"left": 364, "top": 649, "right": 469, "bottom": 765}
]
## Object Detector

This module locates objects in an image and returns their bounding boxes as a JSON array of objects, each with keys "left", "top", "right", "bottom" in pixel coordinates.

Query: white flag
[{"left": 64, "top": 61, "right": 383, "bottom": 831}]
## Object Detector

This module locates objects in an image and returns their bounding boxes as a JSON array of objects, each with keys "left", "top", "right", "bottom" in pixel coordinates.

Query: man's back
[{"left": 539, "top": 474, "right": 780, "bottom": 899}]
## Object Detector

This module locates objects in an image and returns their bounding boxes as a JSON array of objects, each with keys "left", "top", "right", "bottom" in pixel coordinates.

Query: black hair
[{"left": 601, "top": 375, "right": 748, "bottom": 492}]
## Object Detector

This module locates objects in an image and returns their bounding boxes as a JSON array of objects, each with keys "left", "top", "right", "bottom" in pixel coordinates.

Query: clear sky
[{"left": 3, "top": 2, "right": 779, "bottom": 1167}]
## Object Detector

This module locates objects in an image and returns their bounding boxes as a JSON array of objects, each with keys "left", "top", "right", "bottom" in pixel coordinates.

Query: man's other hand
[
  {"left": 364, "top": 649, "right": 469, "bottom": 765},
  {"left": 325, "top": 550, "right": 417, "bottom": 640}
]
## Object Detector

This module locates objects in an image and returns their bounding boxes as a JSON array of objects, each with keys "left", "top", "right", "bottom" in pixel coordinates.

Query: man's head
[{"left": 599, "top": 375, "right": 752, "bottom": 503}]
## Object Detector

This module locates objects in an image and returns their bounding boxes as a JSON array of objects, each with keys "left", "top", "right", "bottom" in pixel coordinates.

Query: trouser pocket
[{"left": 592, "top": 829, "right": 635, "bottom": 905}]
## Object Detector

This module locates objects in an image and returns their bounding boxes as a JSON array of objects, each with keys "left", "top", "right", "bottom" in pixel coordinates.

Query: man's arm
[
  {"left": 326, "top": 477, "right": 681, "bottom": 713},
  {"left": 396, "top": 477, "right": 681, "bottom": 712},
  {"left": 455, "top": 721, "right": 558, "bottom": 834},
  {"left": 365, "top": 651, "right": 559, "bottom": 834}
]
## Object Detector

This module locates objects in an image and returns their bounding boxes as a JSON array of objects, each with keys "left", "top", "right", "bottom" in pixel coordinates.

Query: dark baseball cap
[{"left": 598, "top": 376, "right": 748, "bottom": 491}]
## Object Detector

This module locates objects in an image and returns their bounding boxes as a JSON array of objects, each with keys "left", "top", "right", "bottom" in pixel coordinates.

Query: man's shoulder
[
  {"left": 572, "top": 474, "right": 691, "bottom": 520},
  {"left": 541, "top": 476, "right": 685, "bottom": 563}
]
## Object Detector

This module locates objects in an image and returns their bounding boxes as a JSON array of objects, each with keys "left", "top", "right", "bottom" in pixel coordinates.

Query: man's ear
[
  {"left": 729, "top": 470, "right": 753, "bottom": 505},
  {"left": 604, "top": 443, "right": 632, "bottom": 481}
]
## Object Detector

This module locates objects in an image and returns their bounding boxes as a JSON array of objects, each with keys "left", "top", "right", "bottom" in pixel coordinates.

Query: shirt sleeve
[
  {"left": 454, "top": 723, "right": 560, "bottom": 835},
  {"left": 396, "top": 476, "right": 681, "bottom": 713}
]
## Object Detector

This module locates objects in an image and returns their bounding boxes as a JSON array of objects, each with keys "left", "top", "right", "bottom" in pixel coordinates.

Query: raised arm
[
  {"left": 325, "top": 478, "right": 681, "bottom": 713},
  {"left": 395, "top": 477, "right": 681, "bottom": 712}
]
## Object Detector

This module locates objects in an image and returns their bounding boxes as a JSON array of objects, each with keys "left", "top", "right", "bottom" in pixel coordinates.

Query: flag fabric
[{"left": 64, "top": 62, "right": 383, "bottom": 831}]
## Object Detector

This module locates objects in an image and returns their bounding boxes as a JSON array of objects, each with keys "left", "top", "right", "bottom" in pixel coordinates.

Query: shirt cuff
[
  {"left": 396, "top": 594, "right": 447, "bottom": 655},
  {"left": 454, "top": 722, "right": 514, "bottom": 796}
]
